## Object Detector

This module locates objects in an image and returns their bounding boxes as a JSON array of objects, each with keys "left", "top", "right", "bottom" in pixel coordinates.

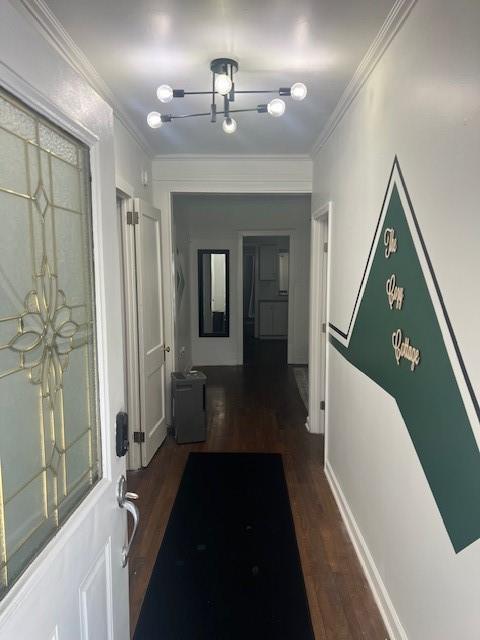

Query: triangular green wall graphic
[{"left": 330, "top": 158, "right": 480, "bottom": 553}]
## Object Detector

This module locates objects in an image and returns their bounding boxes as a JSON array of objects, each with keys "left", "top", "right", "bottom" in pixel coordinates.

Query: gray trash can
[{"left": 171, "top": 371, "right": 207, "bottom": 444}]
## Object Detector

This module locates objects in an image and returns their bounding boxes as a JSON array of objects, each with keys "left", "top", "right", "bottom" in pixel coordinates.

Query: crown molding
[
  {"left": 17, "top": 0, "right": 153, "bottom": 157},
  {"left": 152, "top": 180, "right": 312, "bottom": 194},
  {"left": 310, "top": 0, "right": 417, "bottom": 158},
  {"left": 152, "top": 154, "right": 313, "bottom": 192},
  {"left": 153, "top": 154, "right": 312, "bottom": 162}
]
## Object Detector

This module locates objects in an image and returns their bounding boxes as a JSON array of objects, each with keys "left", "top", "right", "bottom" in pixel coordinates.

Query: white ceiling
[{"left": 44, "top": 0, "right": 395, "bottom": 156}]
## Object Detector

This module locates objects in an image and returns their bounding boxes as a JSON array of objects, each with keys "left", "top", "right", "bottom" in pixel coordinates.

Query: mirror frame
[{"left": 198, "top": 249, "right": 230, "bottom": 337}]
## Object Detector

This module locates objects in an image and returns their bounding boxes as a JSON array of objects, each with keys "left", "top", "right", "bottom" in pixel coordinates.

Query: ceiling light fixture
[
  {"left": 146, "top": 58, "right": 307, "bottom": 134},
  {"left": 156, "top": 84, "right": 174, "bottom": 103},
  {"left": 222, "top": 117, "right": 237, "bottom": 134},
  {"left": 290, "top": 82, "right": 308, "bottom": 101},
  {"left": 146, "top": 111, "right": 162, "bottom": 129},
  {"left": 267, "top": 98, "right": 286, "bottom": 117}
]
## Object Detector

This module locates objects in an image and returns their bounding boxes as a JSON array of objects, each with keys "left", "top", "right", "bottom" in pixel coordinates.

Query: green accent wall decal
[{"left": 329, "top": 158, "right": 480, "bottom": 553}]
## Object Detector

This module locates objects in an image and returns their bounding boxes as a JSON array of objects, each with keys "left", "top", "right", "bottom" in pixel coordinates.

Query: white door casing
[
  {"left": 133, "top": 198, "right": 167, "bottom": 466},
  {"left": 151, "top": 190, "right": 175, "bottom": 426},
  {"left": 307, "top": 202, "right": 332, "bottom": 435},
  {"left": 0, "top": 18, "right": 130, "bottom": 640},
  {"left": 119, "top": 195, "right": 142, "bottom": 472}
]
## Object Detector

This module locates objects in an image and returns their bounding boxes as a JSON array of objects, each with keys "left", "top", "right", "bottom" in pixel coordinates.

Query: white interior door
[
  {"left": 0, "top": 88, "right": 131, "bottom": 639},
  {"left": 307, "top": 206, "right": 330, "bottom": 435},
  {"left": 318, "top": 219, "right": 329, "bottom": 429},
  {"left": 132, "top": 198, "right": 167, "bottom": 466}
]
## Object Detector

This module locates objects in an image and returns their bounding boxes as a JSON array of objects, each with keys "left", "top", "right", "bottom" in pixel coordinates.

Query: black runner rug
[{"left": 134, "top": 452, "right": 314, "bottom": 639}]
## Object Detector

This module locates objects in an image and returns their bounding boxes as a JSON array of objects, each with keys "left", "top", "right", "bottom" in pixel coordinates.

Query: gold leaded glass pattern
[{"left": 0, "top": 88, "right": 101, "bottom": 597}]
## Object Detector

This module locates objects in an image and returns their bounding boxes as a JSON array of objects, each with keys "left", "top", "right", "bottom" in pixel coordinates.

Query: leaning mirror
[{"left": 198, "top": 250, "right": 230, "bottom": 337}]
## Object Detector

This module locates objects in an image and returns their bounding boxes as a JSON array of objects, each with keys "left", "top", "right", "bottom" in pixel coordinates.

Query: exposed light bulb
[
  {"left": 156, "top": 84, "right": 173, "bottom": 103},
  {"left": 267, "top": 98, "right": 286, "bottom": 117},
  {"left": 147, "top": 111, "right": 162, "bottom": 129},
  {"left": 291, "top": 82, "right": 307, "bottom": 101},
  {"left": 222, "top": 117, "right": 237, "bottom": 134},
  {"left": 216, "top": 74, "right": 233, "bottom": 96}
]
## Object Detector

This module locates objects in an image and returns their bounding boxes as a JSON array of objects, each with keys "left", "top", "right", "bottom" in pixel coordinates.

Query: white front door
[
  {"left": 0, "top": 88, "right": 131, "bottom": 638},
  {"left": 129, "top": 198, "right": 167, "bottom": 466}
]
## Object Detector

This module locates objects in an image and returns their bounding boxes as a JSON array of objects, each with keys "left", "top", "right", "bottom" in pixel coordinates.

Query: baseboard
[{"left": 324, "top": 459, "right": 407, "bottom": 640}]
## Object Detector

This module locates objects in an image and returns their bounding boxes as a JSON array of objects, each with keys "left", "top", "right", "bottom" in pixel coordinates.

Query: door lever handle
[
  {"left": 120, "top": 499, "right": 139, "bottom": 568},
  {"left": 117, "top": 475, "right": 140, "bottom": 568}
]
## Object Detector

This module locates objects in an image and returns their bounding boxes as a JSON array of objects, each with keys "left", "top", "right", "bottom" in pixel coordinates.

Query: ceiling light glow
[
  {"left": 147, "top": 111, "right": 162, "bottom": 128},
  {"left": 267, "top": 98, "right": 286, "bottom": 117},
  {"left": 291, "top": 82, "right": 307, "bottom": 101},
  {"left": 216, "top": 74, "right": 233, "bottom": 96},
  {"left": 156, "top": 84, "right": 173, "bottom": 103},
  {"left": 222, "top": 117, "right": 237, "bottom": 134}
]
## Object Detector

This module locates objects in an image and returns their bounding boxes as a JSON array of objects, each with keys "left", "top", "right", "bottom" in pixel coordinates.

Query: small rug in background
[{"left": 293, "top": 367, "right": 308, "bottom": 409}]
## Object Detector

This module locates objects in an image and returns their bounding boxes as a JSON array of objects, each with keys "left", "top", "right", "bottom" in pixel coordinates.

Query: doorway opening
[
  {"left": 170, "top": 193, "right": 310, "bottom": 369},
  {"left": 242, "top": 235, "right": 290, "bottom": 367}
]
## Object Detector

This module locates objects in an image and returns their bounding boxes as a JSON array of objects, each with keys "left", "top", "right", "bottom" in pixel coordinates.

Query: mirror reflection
[
  {"left": 198, "top": 250, "right": 229, "bottom": 337},
  {"left": 278, "top": 252, "right": 289, "bottom": 295}
]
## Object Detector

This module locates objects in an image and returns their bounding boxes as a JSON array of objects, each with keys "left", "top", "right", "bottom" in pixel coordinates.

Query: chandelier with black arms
[{"left": 146, "top": 58, "right": 307, "bottom": 134}]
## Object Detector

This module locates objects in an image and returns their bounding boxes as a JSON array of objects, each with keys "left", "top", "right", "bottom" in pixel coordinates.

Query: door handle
[
  {"left": 117, "top": 475, "right": 140, "bottom": 568},
  {"left": 161, "top": 345, "right": 171, "bottom": 353}
]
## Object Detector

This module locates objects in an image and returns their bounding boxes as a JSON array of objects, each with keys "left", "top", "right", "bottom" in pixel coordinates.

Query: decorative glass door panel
[{"left": 0, "top": 88, "right": 100, "bottom": 597}]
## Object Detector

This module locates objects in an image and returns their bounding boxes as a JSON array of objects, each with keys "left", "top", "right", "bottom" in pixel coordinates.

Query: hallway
[
  {"left": 1, "top": 1, "right": 479, "bottom": 637},
  {"left": 127, "top": 363, "right": 387, "bottom": 639}
]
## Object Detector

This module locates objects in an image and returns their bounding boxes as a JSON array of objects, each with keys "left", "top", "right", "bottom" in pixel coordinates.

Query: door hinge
[
  {"left": 323, "top": 242, "right": 328, "bottom": 253},
  {"left": 127, "top": 211, "right": 139, "bottom": 225},
  {"left": 133, "top": 431, "right": 145, "bottom": 443},
  {"left": 321, "top": 322, "right": 326, "bottom": 333},
  {"left": 320, "top": 400, "right": 326, "bottom": 411}
]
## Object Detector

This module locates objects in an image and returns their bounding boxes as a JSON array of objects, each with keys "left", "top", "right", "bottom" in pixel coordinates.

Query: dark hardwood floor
[{"left": 127, "top": 344, "right": 388, "bottom": 639}]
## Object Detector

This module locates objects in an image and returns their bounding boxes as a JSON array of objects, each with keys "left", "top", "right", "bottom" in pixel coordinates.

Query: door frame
[
  {"left": 306, "top": 202, "right": 332, "bottom": 436},
  {"left": 117, "top": 191, "right": 142, "bottom": 471},
  {"left": 152, "top": 191, "right": 176, "bottom": 426},
  {"left": 154, "top": 177, "right": 311, "bottom": 383},
  {"left": 237, "top": 230, "right": 296, "bottom": 364},
  {"left": 133, "top": 198, "right": 168, "bottom": 466},
  {"left": 0, "top": 57, "right": 125, "bottom": 627}
]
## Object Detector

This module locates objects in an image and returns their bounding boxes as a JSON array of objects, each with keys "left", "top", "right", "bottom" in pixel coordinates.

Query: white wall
[
  {"left": 172, "top": 209, "right": 192, "bottom": 371},
  {"left": 313, "top": 0, "right": 480, "bottom": 638},
  {"left": 113, "top": 118, "right": 153, "bottom": 449},
  {"left": 113, "top": 116, "right": 152, "bottom": 202},
  {"left": 173, "top": 194, "right": 311, "bottom": 367},
  {"left": 153, "top": 156, "right": 312, "bottom": 195}
]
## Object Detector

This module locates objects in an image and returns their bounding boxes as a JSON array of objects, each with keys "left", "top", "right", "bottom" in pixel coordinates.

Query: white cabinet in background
[
  {"left": 258, "top": 300, "right": 288, "bottom": 337},
  {"left": 259, "top": 244, "right": 277, "bottom": 280}
]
